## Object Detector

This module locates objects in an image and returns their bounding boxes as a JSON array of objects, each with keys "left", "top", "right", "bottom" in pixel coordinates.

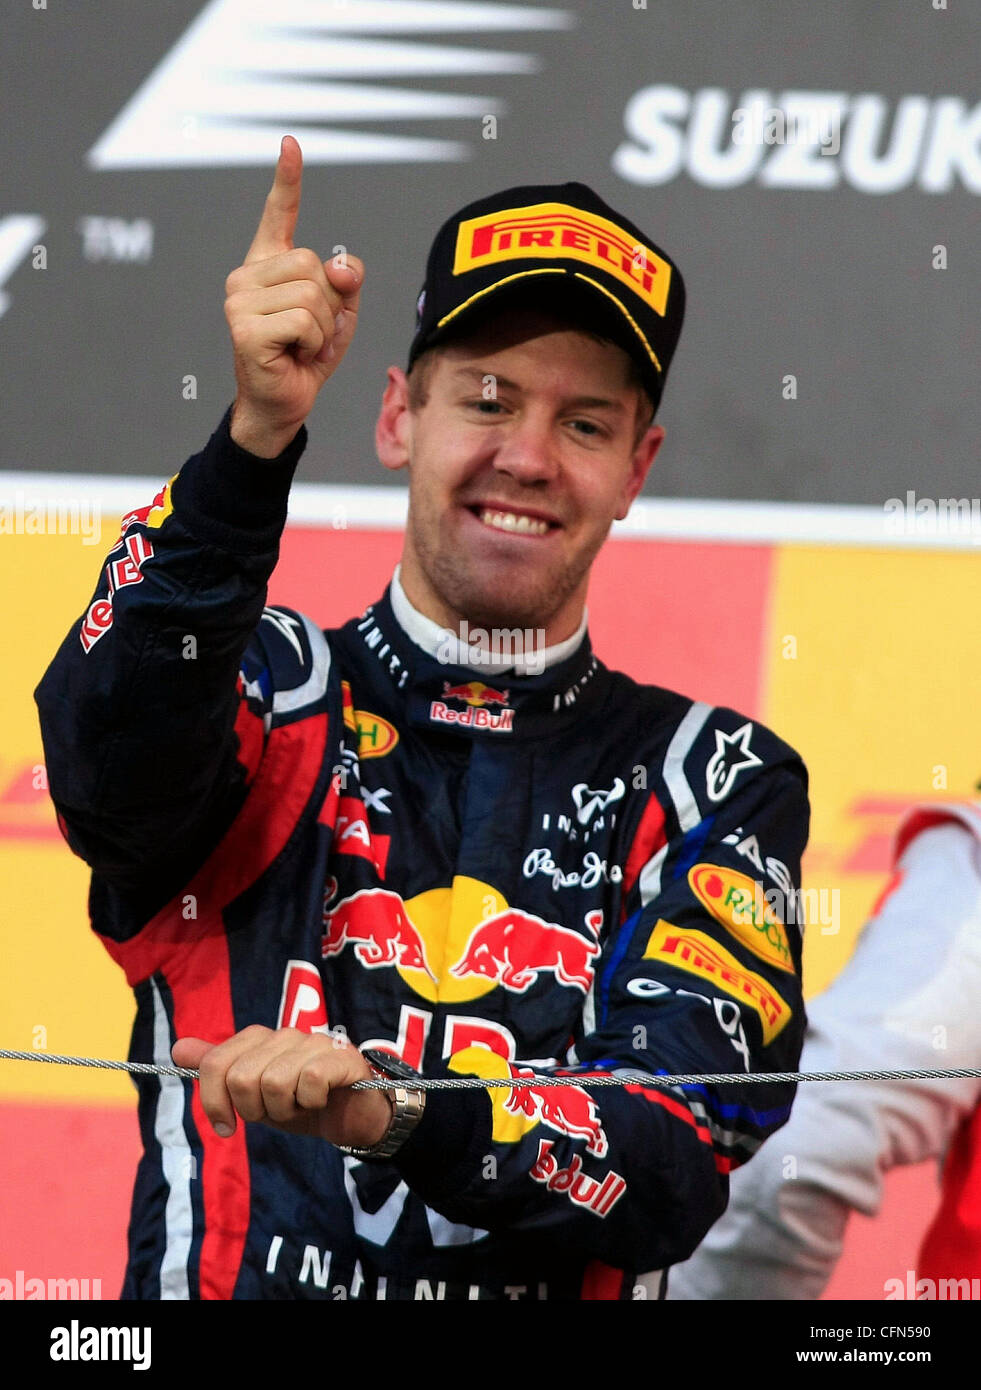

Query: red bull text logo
[
  {"left": 643, "top": 919, "right": 792, "bottom": 1044},
  {"left": 506, "top": 1067, "right": 608, "bottom": 1156},
  {"left": 452, "top": 201, "right": 672, "bottom": 317},
  {"left": 80, "top": 531, "right": 154, "bottom": 653},
  {"left": 528, "top": 1141, "right": 626, "bottom": 1218},
  {"left": 431, "top": 681, "right": 515, "bottom": 731}
]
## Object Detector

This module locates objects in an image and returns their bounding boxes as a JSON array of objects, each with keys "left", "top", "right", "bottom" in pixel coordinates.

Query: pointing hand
[{"left": 223, "top": 136, "right": 364, "bottom": 456}]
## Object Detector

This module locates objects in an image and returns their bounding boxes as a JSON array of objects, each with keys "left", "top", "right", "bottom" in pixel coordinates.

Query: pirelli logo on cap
[
  {"left": 452, "top": 202, "right": 672, "bottom": 317},
  {"left": 642, "top": 919, "right": 792, "bottom": 1045}
]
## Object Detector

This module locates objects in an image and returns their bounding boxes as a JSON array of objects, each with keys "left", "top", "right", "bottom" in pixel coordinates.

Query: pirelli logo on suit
[
  {"left": 642, "top": 919, "right": 792, "bottom": 1044},
  {"left": 452, "top": 201, "right": 673, "bottom": 317}
]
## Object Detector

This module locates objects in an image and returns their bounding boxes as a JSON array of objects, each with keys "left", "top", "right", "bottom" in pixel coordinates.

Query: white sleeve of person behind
[{"left": 665, "top": 807, "right": 981, "bottom": 1301}]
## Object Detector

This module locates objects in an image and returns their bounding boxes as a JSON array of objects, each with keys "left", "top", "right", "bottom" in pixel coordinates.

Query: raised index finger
[{"left": 245, "top": 135, "right": 303, "bottom": 264}]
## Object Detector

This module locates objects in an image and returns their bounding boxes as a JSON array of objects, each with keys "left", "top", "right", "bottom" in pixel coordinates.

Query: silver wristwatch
[{"left": 337, "top": 1048, "right": 426, "bottom": 1161}]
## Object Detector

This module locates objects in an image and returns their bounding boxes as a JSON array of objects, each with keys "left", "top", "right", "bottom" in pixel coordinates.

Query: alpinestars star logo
[
  {"left": 705, "top": 723, "right": 763, "bottom": 803},
  {"left": 0, "top": 216, "right": 45, "bottom": 319},
  {"left": 88, "top": 0, "right": 574, "bottom": 170}
]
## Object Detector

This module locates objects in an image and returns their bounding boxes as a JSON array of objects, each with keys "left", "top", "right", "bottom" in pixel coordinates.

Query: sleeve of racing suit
[
  {"left": 667, "top": 808, "right": 981, "bottom": 1300},
  {"left": 34, "top": 405, "right": 306, "bottom": 913},
  {"left": 392, "top": 712, "right": 810, "bottom": 1275}
]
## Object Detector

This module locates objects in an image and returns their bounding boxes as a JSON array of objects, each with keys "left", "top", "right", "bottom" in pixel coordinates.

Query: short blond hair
[{"left": 406, "top": 340, "right": 656, "bottom": 448}]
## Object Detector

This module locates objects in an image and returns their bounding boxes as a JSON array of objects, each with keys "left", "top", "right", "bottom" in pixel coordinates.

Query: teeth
[{"left": 479, "top": 509, "right": 550, "bottom": 536}]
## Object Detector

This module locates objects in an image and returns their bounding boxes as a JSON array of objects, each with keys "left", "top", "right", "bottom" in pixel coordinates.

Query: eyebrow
[{"left": 448, "top": 367, "right": 628, "bottom": 414}]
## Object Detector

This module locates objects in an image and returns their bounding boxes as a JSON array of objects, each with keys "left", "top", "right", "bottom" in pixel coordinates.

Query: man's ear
[
  {"left": 375, "top": 367, "right": 413, "bottom": 472},
  {"left": 614, "top": 423, "right": 665, "bottom": 521}
]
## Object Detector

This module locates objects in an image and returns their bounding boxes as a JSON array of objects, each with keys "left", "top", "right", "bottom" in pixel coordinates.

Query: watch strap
[{"left": 337, "top": 1064, "right": 426, "bottom": 1161}]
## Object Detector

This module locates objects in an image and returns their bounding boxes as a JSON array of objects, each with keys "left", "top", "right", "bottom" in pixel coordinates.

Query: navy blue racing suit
[{"left": 35, "top": 407, "right": 810, "bottom": 1300}]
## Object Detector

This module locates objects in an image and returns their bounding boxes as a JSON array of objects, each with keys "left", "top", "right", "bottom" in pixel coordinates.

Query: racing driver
[{"left": 36, "top": 136, "right": 810, "bottom": 1301}]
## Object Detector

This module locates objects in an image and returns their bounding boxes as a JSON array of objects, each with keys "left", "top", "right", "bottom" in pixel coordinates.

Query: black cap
[{"left": 407, "top": 181, "right": 685, "bottom": 416}]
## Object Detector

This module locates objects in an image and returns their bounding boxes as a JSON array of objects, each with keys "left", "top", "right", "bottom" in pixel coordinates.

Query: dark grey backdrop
[{"left": 1, "top": 0, "right": 978, "bottom": 503}]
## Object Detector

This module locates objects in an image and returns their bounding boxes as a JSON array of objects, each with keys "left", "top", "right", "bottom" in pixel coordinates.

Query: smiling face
[{"left": 375, "top": 308, "right": 665, "bottom": 643}]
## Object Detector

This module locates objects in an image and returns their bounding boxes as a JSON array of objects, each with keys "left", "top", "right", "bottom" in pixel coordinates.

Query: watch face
[{"left": 361, "top": 1048, "right": 422, "bottom": 1082}]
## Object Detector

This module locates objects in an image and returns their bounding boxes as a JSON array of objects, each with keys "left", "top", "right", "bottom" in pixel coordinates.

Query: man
[
  {"left": 668, "top": 800, "right": 981, "bottom": 1301},
  {"left": 36, "top": 136, "right": 809, "bottom": 1301}
]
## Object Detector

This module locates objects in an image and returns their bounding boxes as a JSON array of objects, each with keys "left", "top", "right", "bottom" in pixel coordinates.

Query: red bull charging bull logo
[
  {"left": 505, "top": 1065, "right": 609, "bottom": 1157},
  {"left": 442, "top": 681, "right": 511, "bottom": 707},
  {"left": 321, "top": 877, "right": 603, "bottom": 1006},
  {"left": 452, "top": 908, "right": 602, "bottom": 994},
  {"left": 444, "top": 1045, "right": 613, "bottom": 1164},
  {"left": 322, "top": 887, "right": 435, "bottom": 978}
]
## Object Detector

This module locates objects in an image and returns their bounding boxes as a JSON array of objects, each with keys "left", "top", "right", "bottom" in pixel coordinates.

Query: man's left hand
[{"left": 172, "top": 1026, "right": 392, "bottom": 1147}]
